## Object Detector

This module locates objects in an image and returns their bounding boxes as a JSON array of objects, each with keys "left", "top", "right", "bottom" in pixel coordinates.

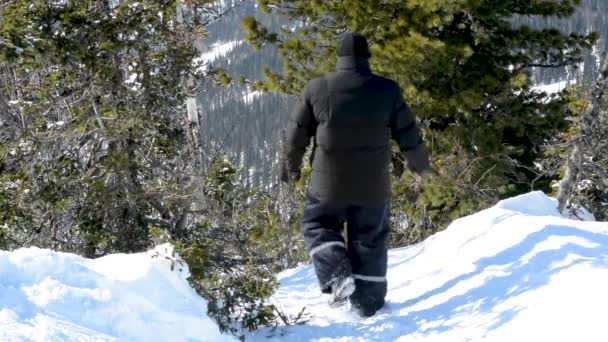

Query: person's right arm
[{"left": 389, "top": 85, "right": 430, "bottom": 175}]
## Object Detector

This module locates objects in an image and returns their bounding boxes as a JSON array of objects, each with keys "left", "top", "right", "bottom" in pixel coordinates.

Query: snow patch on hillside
[
  {"left": 248, "top": 191, "right": 608, "bottom": 341},
  {"left": 2, "top": 192, "right": 606, "bottom": 341},
  {"left": 199, "top": 40, "right": 242, "bottom": 63},
  {"left": 532, "top": 79, "right": 577, "bottom": 94},
  {"left": 0, "top": 244, "right": 233, "bottom": 342},
  {"left": 242, "top": 90, "right": 263, "bottom": 103}
]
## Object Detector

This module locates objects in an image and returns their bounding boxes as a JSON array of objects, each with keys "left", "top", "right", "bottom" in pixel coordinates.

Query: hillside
[
  {"left": 197, "top": 0, "right": 608, "bottom": 186},
  {"left": 2, "top": 192, "right": 607, "bottom": 341},
  {"left": 247, "top": 192, "right": 607, "bottom": 341}
]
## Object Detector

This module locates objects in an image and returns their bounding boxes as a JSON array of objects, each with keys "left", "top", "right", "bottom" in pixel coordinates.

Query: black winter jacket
[{"left": 282, "top": 56, "right": 429, "bottom": 207}]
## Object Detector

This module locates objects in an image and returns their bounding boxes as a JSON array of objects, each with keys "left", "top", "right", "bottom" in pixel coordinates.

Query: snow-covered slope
[
  {"left": 248, "top": 192, "right": 608, "bottom": 341},
  {"left": 0, "top": 244, "right": 234, "bottom": 342},
  {"left": 2, "top": 192, "right": 607, "bottom": 341}
]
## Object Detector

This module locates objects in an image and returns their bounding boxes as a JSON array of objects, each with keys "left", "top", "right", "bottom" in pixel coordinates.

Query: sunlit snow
[
  {"left": 0, "top": 244, "right": 234, "bottom": 342},
  {"left": 531, "top": 79, "right": 577, "bottom": 94},
  {"left": 2, "top": 192, "right": 607, "bottom": 341},
  {"left": 194, "top": 40, "right": 242, "bottom": 73},
  {"left": 242, "top": 90, "right": 263, "bottom": 103},
  {"left": 247, "top": 192, "right": 608, "bottom": 342}
]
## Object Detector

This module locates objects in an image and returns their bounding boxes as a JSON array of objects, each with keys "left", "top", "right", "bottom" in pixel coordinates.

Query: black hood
[{"left": 337, "top": 32, "right": 371, "bottom": 59}]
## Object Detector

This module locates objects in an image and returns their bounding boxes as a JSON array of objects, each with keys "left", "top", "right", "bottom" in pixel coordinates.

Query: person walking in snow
[{"left": 281, "top": 32, "right": 430, "bottom": 317}]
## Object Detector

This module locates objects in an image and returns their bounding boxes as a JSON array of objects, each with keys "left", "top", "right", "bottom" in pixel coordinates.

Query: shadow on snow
[{"left": 257, "top": 224, "right": 608, "bottom": 341}]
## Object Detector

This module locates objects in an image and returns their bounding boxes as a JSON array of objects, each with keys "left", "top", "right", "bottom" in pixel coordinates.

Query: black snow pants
[{"left": 301, "top": 194, "right": 390, "bottom": 310}]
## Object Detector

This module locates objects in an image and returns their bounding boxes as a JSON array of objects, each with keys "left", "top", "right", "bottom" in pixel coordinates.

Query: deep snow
[
  {"left": 247, "top": 192, "right": 608, "bottom": 341},
  {"left": 0, "top": 244, "right": 234, "bottom": 342},
  {"left": 1, "top": 192, "right": 607, "bottom": 341}
]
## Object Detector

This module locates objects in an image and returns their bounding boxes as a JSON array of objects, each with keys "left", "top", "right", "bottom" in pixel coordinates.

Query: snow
[
  {"left": 125, "top": 63, "right": 141, "bottom": 91},
  {"left": 46, "top": 121, "right": 66, "bottom": 130},
  {"left": 247, "top": 191, "right": 608, "bottom": 341},
  {"left": 8, "top": 100, "right": 34, "bottom": 106},
  {"left": 196, "top": 40, "right": 241, "bottom": 65},
  {"left": 0, "top": 244, "right": 234, "bottom": 342},
  {"left": 193, "top": 40, "right": 241, "bottom": 74},
  {"left": 531, "top": 79, "right": 576, "bottom": 94},
  {"left": 591, "top": 43, "right": 602, "bottom": 71},
  {"left": 242, "top": 90, "right": 263, "bottom": 103},
  {"left": 2, "top": 192, "right": 607, "bottom": 341}
]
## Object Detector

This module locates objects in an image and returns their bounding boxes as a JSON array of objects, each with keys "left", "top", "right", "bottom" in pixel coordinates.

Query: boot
[
  {"left": 328, "top": 276, "right": 356, "bottom": 308},
  {"left": 351, "top": 297, "right": 385, "bottom": 317}
]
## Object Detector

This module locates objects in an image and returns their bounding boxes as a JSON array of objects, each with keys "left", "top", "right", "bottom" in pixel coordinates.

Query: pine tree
[
  {"left": 0, "top": 1, "right": 307, "bottom": 333},
  {"left": 557, "top": 61, "right": 608, "bottom": 220},
  {"left": 242, "top": 0, "right": 598, "bottom": 241},
  {"left": 0, "top": 0, "right": 219, "bottom": 254}
]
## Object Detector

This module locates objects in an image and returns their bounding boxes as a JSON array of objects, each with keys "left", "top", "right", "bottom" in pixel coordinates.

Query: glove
[
  {"left": 404, "top": 144, "right": 430, "bottom": 175},
  {"left": 280, "top": 164, "right": 301, "bottom": 185}
]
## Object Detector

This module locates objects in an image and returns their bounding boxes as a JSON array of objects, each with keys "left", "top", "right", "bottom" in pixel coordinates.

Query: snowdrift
[
  {"left": 1, "top": 192, "right": 607, "bottom": 341},
  {"left": 0, "top": 244, "right": 234, "bottom": 342},
  {"left": 248, "top": 191, "right": 608, "bottom": 341}
]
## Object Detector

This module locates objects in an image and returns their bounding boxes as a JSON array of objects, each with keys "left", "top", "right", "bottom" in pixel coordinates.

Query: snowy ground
[
  {"left": 0, "top": 245, "right": 234, "bottom": 342},
  {"left": 1, "top": 192, "right": 607, "bottom": 341},
  {"left": 247, "top": 192, "right": 608, "bottom": 342}
]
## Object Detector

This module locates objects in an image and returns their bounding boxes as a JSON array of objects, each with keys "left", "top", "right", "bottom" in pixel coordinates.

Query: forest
[{"left": 0, "top": 0, "right": 607, "bottom": 337}]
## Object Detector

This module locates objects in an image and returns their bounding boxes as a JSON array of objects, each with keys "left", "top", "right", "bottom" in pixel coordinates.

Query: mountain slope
[
  {"left": 248, "top": 192, "right": 608, "bottom": 341},
  {"left": 198, "top": 0, "right": 608, "bottom": 185},
  {"left": 1, "top": 192, "right": 606, "bottom": 341}
]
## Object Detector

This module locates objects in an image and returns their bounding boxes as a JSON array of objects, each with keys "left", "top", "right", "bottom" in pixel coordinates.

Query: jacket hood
[{"left": 337, "top": 32, "right": 371, "bottom": 59}]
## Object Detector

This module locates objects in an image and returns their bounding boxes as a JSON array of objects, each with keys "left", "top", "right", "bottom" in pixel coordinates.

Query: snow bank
[
  {"left": 0, "top": 244, "right": 234, "bottom": 342},
  {"left": 249, "top": 191, "right": 608, "bottom": 341},
  {"left": 2, "top": 192, "right": 606, "bottom": 341}
]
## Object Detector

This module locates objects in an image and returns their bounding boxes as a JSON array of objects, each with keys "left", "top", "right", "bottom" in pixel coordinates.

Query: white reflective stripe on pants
[
  {"left": 353, "top": 273, "right": 387, "bottom": 283},
  {"left": 309, "top": 241, "right": 346, "bottom": 258}
]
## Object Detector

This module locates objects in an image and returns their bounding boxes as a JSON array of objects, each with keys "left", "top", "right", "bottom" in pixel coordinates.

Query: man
[{"left": 281, "top": 32, "right": 429, "bottom": 317}]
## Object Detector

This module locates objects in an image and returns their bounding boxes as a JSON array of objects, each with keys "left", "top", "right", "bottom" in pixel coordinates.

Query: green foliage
[
  {"left": 0, "top": 155, "right": 32, "bottom": 250},
  {"left": 205, "top": 159, "right": 239, "bottom": 200},
  {"left": 0, "top": 0, "right": 293, "bottom": 335},
  {"left": 0, "top": 226, "right": 5, "bottom": 249},
  {"left": 556, "top": 64, "right": 608, "bottom": 220},
  {"left": 243, "top": 0, "right": 597, "bottom": 244},
  {"left": 200, "top": 157, "right": 308, "bottom": 271},
  {"left": 195, "top": 253, "right": 279, "bottom": 336},
  {"left": 542, "top": 83, "right": 591, "bottom": 193},
  {"left": 168, "top": 157, "right": 308, "bottom": 336},
  {"left": 0, "top": 0, "right": 211, "bottom": 254}
]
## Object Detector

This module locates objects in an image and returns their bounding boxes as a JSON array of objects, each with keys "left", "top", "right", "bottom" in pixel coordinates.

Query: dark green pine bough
[
  {"left": 0, "top": 1, "right": 304, "bottom": 335},
  {"left": 242, "top": 0, "right": 598, "bottom": 245}
]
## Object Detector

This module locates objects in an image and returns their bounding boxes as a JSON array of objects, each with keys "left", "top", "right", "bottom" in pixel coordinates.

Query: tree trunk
[
  {"left": 557, "top": 144, "right": 582, "bottom": 214},
  {"left": 177, "top": 4, "right": 204, "bottom": 169}
]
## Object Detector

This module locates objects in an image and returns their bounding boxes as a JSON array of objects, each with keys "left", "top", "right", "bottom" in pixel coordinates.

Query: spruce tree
[
  {"left": 0, "top": 0, "right": 218, "bottom": 254},
  {"left": 242, "top": 0, "right": 598, "bottom": 242},
  {"left": 0, "top": 1, "right": 308, "bottom": 332},
  {"left": 557, "top": 62, "right": 608, "bottom": 220}
]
